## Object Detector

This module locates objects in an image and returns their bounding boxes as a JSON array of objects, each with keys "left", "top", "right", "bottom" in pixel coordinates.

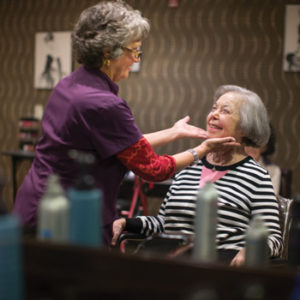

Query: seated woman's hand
[
  {"left": 111, "top": 218, "right": 126, "bottom": 246},
  {"left": 173, "top": 116, "right": 208, "bottom": 139},
  {"left": 230, "top": 248, "right": 246, "bottom": 267},
  {"left": 198, "top": 136, "right": 241, "bottom": 154}
]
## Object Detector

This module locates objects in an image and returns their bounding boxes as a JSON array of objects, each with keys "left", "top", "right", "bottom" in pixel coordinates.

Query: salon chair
[
  {"left": 280, "top": 168, "right": 292, "bottom": 198},
  {"left": 277, "top": 195, "right": 294, "bottom": 260},
  {"left": 118, "top": 196, "right": 294, "bottom": 263},
  {"left": 118, "top": 232, "right": 193, "bottom": 258}
]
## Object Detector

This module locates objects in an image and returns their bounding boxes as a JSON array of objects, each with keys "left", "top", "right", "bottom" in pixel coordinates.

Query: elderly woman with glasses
[
  {"left": 112, "top": 85, "right": 283, "bottom": 265},
  {"left": 13, "top": 1, "right": 238, "bottom": 245}
]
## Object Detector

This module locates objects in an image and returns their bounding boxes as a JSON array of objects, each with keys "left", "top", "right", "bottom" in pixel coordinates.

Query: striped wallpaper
[{"left": 0, "top": 0, "right": 300, "bottom": 210}]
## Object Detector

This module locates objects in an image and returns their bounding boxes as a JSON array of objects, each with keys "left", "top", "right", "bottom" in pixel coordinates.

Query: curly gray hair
[
  {"left": 214, "top": 85, "right": 270, "bottom": 147},
  {"left": 72, "top": 1, "right": 150, "bottom": 68}
]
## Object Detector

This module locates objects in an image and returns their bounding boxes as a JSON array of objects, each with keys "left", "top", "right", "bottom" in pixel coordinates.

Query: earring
[{"left": 103, "top": 59, "right": 110, "bottom": 66}]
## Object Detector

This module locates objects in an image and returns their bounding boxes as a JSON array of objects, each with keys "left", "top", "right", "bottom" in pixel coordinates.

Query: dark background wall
[{"left": 0, "top": 0, "right": 300, "bottom": 210}]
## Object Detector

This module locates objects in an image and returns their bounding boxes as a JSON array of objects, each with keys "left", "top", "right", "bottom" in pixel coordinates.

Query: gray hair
[
  {"left": 72, "top": 0, "right": 150, "bottom": 68},
  {"left": 214, "top": 85, "right": 270, "bottom": 147}
]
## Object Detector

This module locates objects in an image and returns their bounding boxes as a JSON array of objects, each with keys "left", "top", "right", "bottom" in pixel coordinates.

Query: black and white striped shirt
[{"left": 127, "top": 156, "right": 283, "bottom": 257}]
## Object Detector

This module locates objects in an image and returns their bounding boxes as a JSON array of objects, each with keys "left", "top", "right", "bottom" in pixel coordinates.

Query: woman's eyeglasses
[{"left": 121, "top": 47, "right": 142, "bottom": 59}]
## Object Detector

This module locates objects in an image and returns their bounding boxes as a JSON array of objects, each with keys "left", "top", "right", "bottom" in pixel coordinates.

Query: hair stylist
[{"left": 13, "top": 1, "right": 238, "bottom": 245}]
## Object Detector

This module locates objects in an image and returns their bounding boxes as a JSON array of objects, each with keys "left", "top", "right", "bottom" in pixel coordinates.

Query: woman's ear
[
  {"left": 103, "top": 50, "right": 111, "bottom": 59},
  {"left": 102, "top": 50, "right": 112, "bottom": 68},
  {"left": 237, "top": 127, "right": 246, "bottom": 141}
]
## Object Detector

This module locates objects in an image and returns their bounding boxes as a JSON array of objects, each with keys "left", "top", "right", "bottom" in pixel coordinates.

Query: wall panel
[{"left": 0, "top": 0, "right": 299, "bottom": 209}]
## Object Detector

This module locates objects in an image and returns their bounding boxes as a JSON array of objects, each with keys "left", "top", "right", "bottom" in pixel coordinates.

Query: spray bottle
[
  {"left": 67, "top": 150, "right": 103, "bottom": 248},
  {"left": 37, "top": 173, "right": 70, "bottom": 242},
  {"left": 0, "top": 213, "right": 23, "bottom": 300},
  {"left": 192, "top": 182, "right": 218, "bottom": 262},
  {"left": 245, "top": 216, "right": 269, "bottom": 267}
]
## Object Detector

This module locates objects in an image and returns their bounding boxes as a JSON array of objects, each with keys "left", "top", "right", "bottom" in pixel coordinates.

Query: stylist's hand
[
  {"left": 230, "top": 248, "right": 246, "bottom": 267},
  {"left": 111, "top": 218, "right": 126, "bottom": 246},
  {"left": 173, "top": 116, "right": 208, "bottom": 139}
]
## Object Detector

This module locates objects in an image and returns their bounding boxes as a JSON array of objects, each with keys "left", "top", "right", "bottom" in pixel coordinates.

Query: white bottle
[
  {"left": 245, "top": 216, "right": 269, "bottom": 267},
  {"left": 193, "top": 182, "right": 218, "bottom": 262},
  {"left": 37, "top": 174, "right": 70, "bottom": 243}
]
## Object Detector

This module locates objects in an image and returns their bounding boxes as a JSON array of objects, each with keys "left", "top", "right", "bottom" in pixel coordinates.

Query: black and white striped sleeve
[{"left": 124, "top": 187, "right": 172, "bottom": 236}]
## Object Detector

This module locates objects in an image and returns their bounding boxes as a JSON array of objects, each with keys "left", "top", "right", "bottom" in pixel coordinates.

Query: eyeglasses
[{"left": 121, "top": 47, "right": 142, "bottom": 59}]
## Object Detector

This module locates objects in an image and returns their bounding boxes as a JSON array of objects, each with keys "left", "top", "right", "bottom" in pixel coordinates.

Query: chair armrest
[{"left": 118, "top": 232, "right": 147, "bottom": 244}]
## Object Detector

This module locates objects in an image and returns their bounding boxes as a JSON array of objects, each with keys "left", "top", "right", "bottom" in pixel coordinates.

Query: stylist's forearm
[
  {"left": 144, "top": 128, "right": 177, "bottom": 148},
  {"left": 173, "top": 143, "right": 209, "bottom": 172},
  {"left": 172, "top": 151, "right": 195, "bottom": 172}
]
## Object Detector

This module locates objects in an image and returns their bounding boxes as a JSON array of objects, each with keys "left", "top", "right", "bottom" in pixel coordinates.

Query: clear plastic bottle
[
  {"left": 37, "top": 174, "right": 70, "bottom": 242},
  {"left": 192, "top": 182, "right": 218, "bottom": 262},
  {"left": 245, "top": 216, "right": 269, "bottom": 267}
]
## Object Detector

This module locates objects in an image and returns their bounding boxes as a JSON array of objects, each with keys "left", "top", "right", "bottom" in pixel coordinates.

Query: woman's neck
[
  {"left": 100, "top": 66, "right": 111, "bottom": 80},
  {"left": 206, "top": 146, "right": 247, "bottom": 167}
]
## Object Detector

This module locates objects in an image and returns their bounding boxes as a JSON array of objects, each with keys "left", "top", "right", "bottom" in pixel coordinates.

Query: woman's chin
[
  {"left": 120, "top": 71, "right": 130, "bottom": 80},
  {"left": 207, "top": 132, "right": 222, "bottom": 139}
]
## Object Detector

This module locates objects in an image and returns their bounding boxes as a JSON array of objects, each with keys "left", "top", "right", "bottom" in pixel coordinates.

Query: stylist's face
[
  {"left": 107, "top": 41, "right": 142, "bottom": 82},
  {"left": 206, "top": 92, "right": 243, "bottom": 142}
]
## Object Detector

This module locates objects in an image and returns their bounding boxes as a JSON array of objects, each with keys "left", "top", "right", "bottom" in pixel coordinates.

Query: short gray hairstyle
[
  {"left": 72, "top": 0, "right": 150, "bottom": 68},
  {"left": 214, "top": 85, "right": 270, "bottom": 147}
]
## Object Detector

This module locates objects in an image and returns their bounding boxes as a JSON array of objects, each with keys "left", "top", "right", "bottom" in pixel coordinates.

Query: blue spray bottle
[
  {"left": 68, "top": 150, "right": 103, "bottom": 247},
  {"left": 0, "top": 213, "right": 23, "bottom": 300}
]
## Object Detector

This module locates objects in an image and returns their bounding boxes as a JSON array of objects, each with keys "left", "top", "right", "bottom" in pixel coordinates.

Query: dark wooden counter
[{"left": 23, "top": 239, "right": 297, "bottom": 300}]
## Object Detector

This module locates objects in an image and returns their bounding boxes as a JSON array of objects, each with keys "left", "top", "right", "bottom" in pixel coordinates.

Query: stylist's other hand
[
  {"left": 111, "top": 218, "right": 126, "bottom": 246},
  {"left": 230, "top": 248, "right": 246, "bottom": 267},
  {"left": 173, "top": 116, "right": 208, "bottom": 139}
]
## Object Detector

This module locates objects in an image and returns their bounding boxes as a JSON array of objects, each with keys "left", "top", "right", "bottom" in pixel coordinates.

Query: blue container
[
  {"left": 68, "top": 188, "right": 102, "bottom": 247},
  {"left": 290, "top": 275, "right": 300, "bottom": 300},
  {"left": 0, "top": 214, "right": 23, "bottom": 300}
]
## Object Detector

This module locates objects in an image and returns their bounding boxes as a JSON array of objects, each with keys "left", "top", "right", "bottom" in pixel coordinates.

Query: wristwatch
[{"left": 187, "top": 148, "right": 199, "bottom": 166}]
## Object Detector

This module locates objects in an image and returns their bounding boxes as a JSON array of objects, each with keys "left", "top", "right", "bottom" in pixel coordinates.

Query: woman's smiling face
[{"left": 206, "top": 92, "right": 244, "bottom": 142}]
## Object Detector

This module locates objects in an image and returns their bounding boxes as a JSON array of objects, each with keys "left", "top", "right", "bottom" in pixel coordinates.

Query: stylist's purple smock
[{"left": 13, "top": 66, "right": 142, "bottom": 245}]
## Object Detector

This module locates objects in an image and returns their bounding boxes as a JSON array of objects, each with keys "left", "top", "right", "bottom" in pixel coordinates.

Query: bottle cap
[{"left": 44, "top": 174, "right": 65, "bottom": 198}]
